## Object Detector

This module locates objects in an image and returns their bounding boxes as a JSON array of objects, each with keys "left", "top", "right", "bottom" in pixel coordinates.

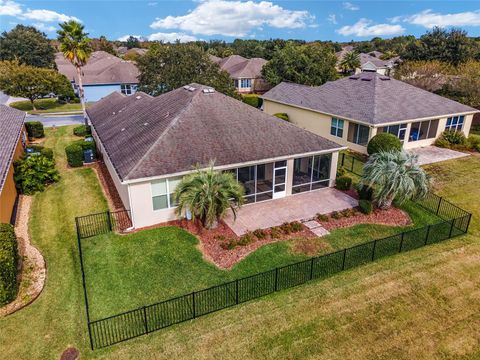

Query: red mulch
[
  {"left": 318, "top": 207, "right": 412, "bottom": 231},
  {"left": 134, "top": 219, "right": 316, "bottom": 269},
  {"left": 341, "top": 188, "right": 359, "bottom": 199}
]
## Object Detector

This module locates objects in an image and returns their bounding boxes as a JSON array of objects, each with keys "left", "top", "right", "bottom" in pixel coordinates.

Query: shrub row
[
  {"left": 273, "top": 113, "right": 289, "bottom": 121},
  {"left": 14, "top": 154, "right": 60, "bottom": 195},
  {"left": 25, "top": 121, "right": 44, "bottom": 138},
  {"left": 65, "top": 139, "right": 96, "bottom": 167},
  {"left": 241, "top": 94, "right": 263, "bottom": 108},
  {"left": 26, "top": 145, "right": 54, "bottom": 160},
  {"left": 0, "top": 224, "right": 19, "bottom": 306},
  {"left": 435, "top": 130, "right": 480, "bottom": 152},
  {"left": 73, "top": 125, "right": 92, "bottom": 137}
]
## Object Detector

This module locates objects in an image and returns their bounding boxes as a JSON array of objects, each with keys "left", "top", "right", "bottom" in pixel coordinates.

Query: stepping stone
[
  {"left": 311, "top": 226, "right": 330, "bottom": 237},
  {"left": 303, "top": 220, "right": 322, "bottom": 230}
]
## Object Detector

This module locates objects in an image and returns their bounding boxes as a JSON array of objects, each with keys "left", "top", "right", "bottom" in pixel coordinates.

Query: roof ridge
[{"left": 124, "top": 89, "right": 201, "bottom": 179}]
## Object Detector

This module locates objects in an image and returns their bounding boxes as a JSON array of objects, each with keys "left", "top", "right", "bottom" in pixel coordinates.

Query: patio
[
  {"left": 409, "top": 146, "right": 469, "bottom": 165},
  {"left": 224, "top": 188, "right": 358, "bottom": 236}
]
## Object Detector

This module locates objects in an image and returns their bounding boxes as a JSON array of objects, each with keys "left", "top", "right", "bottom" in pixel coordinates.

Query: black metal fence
[
  {"left": 76, "top": 210, "right": 132, "bottom": 238},
  {"left": 76, "top": 193, "right": 471, "bottom": 349},
  {"left": 339, "top": 153, "right": 364, "bottom": 176}
]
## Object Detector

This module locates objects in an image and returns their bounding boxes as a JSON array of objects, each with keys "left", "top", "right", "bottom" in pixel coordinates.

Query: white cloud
[
  {"left": 337, "top": 18, "right": 405, "bottom": 37},
  {"left": 403, "top": 9, "right": 480, "bottom": 28},
  {"left": 33, "top": 22, "right": 56, "bottom": 32},
  {"left": 0, "top": 0, "right": 21, "bottom": 16},
  {"left": 148, "top": 32, "right": 197, "bottom": 42},
  {"left": 117, "top": 34, "right": 144, "bottom": 41},
  {"left": 343, "top": 2, "right": 359, "bottom": 11},
  {"left": 150, "top": 0, "right": 315, "bottom": 37},
  {"left": 0, "top": 0, "right": 80, "bottom": 23},
  {"left": 22, "top": 9, "right": 80, "bottom": 22},
  {"left": 327, "top": 14, "right": 337, "bottom": 25}
]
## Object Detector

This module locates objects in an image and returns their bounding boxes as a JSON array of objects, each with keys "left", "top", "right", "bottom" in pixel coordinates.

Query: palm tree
[
  {"left": 340, "top": 51, "right": 360, "bottom": 74},
  {"left": 57, "top": 20, "right": 92, "bottom": 123},
  {"left": 174, "top": 163, "right": 245, "bottom": 229},
  {"left": 360, "top": 150, "right": 430, "bottom": 209}
]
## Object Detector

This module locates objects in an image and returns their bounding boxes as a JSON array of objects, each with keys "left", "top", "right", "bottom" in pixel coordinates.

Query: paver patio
[
  {"left": 409, "top": 146, "right": 469, "bottom": 165},
  {"left": 224, "top": 188, "right": 358, "bottom": 236}
]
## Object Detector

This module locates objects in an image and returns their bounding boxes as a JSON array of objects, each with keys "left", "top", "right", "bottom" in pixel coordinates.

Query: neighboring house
[
  {"left": 262, "top": 72, "right": 478, "bottom": 154},
  {"left": 55, "top": 51, "right": 140, "bottom": 102},
  {"left": 0, "top": 105, "right": 26, "bottom": 224},
  {"left": 87, "top": 84, "right": 344, "bottom": 229},
  {"left": 336, "top": 49, "right": 399, "bottom": 75},
  {"left": 210, "top": 55, "right": 271, "bottom": 94}
]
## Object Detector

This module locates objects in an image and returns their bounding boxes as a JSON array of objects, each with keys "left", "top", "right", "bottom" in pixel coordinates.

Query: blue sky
[{"left": 1, "top": 1, "right": 480, "bottom": 42}]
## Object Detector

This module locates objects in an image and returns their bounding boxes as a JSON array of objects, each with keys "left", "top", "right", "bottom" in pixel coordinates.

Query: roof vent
[
  {"left": 379, "top": 76, "right": 390, "bottom": 81},
  {"left": 112, "top": 111, "right": 116, "bottom": 115},
  {"left": 349, "top": 75, "right": 360, "bottom": 80},
  {"left": 202, "top": 88, "right": 215, "bottom": 94},
  {"left": 136, "top": 95, "right": 142, "bottom": 99},
  {"left": 361, "top": 78, "right": 372, "bottom": 81},
  {"left": 144, "top": 122, "right": 149, "bottom": 126},
  {"left": 121, "top": 128, "right": 125, "bottom": 132},
  {"left": 183, "top": 85, "right": 196, "bottom": 92}
]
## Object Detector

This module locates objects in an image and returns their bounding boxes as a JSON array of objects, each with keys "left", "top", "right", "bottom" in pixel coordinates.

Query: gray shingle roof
[
  {"left": 214, "top": 55, "right": 267, "bottom": 79},
  {"left": 87, "top": 85, "right": 343, "bottom": 181},
  {"left": 0, "top": 105, "right": 25, "bottom": 193},
  {"left": 262, "top": 72, "right": 478, "bottom": 125},
  {"left": 55, "top": 51, "right": 139, "bottom": 85}
]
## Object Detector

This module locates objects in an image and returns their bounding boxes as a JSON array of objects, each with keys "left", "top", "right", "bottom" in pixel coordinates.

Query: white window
[
  {"left": 240, "top": 79, "right": 252, "bottom": 88},
  {"left": 378, "top": 124, "right": 408, "bottom": 142},
  {"left": 330, "top": 118, "right": 344, "bottom": 138},
  {"left": 151, "top": 176, "right": 182, "bottom": 210},
  {"left": 121, "top": 84, "right": 137, "bottom": 95},
  {"left": 445, "top": 115, "right": 464, "bottom": 132}
]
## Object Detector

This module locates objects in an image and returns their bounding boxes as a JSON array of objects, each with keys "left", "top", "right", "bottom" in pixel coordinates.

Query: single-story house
[
  {"left": 87, "top": 84, "right": 344, "bottom": 229},
  {"left": 336, "top": 48, "right": 400, "bottom": 75},
  {"left": 0, "top": 105, "right": 26, "bottom": 224},
  {"left": 210, "top": 55, "right": 271, "bottom": 94},
  {"left": 55, "top": 51, "right": 140, "bottom": 102},
  {"left": 262, "top": 72, "right": 478, "bottom": 154}
]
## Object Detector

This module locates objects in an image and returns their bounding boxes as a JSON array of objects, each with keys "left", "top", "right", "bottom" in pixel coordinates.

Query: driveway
[
  {"left": 409, "top": 146, "right": 469, "bottom": 166},
  {"left": 26, "top": 114, "right": 84, "bottom": 128},
  {"left": 224, "top": 188, "right": 358, "bottom": 236}
]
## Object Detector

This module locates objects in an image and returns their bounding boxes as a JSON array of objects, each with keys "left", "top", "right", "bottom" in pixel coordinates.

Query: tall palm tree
[
  {"left": 340, "top": 51, "right": 360, "bottom": 74},
  {"left": 360, "top": 150, "right": 430, "bottom": 209},
  {"left": 174, "top": 163, "right": 245, "bottom": 229},
  {"left": 57, "top": 20, "right": 92, "bottom": 123}
]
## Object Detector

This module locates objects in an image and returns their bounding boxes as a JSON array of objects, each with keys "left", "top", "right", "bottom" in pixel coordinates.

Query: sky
[{"left": 1, "top": 0, "right": 480, "bottom": 43}]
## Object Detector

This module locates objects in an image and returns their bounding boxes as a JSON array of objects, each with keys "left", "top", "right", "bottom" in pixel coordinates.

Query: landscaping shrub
[
  {"left": 220, "top": 239, "right": 237, "bottom": 250},
  {"left": 213, "top": 234, "right": 225, "bottom": 241},
  {"left": 316, "top": 213, "right": 329, "bottom": 222},
  {"left": 14, "top": 155, "right": 60, "bottom": 195},
  {"left": 466, "top": 135, "right": 480, "bottom": 152},
  {"left": 270, "top": 227, "right": 281, "bottom": 238},
  {"left": 273, "top": 113, "right": 289, "bottom": 121},
  {"left": 440, "top": 129, "right": 466, "bottom": 145},
  {"left": 331, "top": 211, "right": 342, "bottom": 220},
  {"left": 75, "top": 139, "right": 96, "bottom": 157},
  {"left": 0, "top": 223, "right": 19, "bottom": 306},
  {"left": 253, "top": 229, "right": 267, "bottom": 239},
  {"left": 73, "top": 125, "right": 91, "bottom": 137},
  {"left": 289, "top": 221, "right": 303, "bottom": 232},
  {"left": 65, "top": 143, "right": 83, "bottom": 167},
  {"left": 340, "top": 208, "right": 356, "bottom": 217},
  {"left": 367, "top": 133, "right": 402, "bottom": 155},
  {"left": 357, "top": 185, "right": 373, "bottom": 201},
  {"left": 238, "top": 232, "right": 254, "bottom": 246},
  {"left": 26, "top": 145, "right": 54, "bottom": 160},
  {"left": 25, "top": 121, "right": 44, "bottom": 138},
  {"left": 242, "top": 94, "right": 262, "bottom": 108},
  {"left": 359, "top": 200, "right": 373, "bottom": 215},
  {"left": 335, "top": 176, "right": 352, "bottom": 190}
]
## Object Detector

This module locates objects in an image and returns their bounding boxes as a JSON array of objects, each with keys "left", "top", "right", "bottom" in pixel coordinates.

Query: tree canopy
[
  {"left": 125, "top": 36, "right": 140, "bottom": 49},
  {"left": 0, "top": 25, "right": 56, "bottom": 68},
  {"left": 0, "top": 61, "right": 74, "bottom": 110},
  {"left": 262, "top": 42, "right": 338, "bottom": 86},
  {"left": 137, "top": 43, "right": 237, "bottom": 97}
]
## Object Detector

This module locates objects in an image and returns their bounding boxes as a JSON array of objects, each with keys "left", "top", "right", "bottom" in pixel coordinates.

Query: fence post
[
  {"left": 465, "top": 214, "right": 472, "bottom": 233},
  {"left": 143, "top": 306, "right": 149, "bottom": 334},
  {"left": 424, "top": 225, "right": 430, "bottom": 246},
  {"left": 310, "top": 258, "right": 314, "bottom": 280},
  {"left": 342, "top": 248, "right": 347, "bottom": 270},
  {"left": 371, "top": 240, "right": 377, "bottom": 261},
  {"left": 235, "top": 279, "right": 239, "bottom": 304},
  {"left": 351, "top": 157, "right": 355, "bottom": 173},
  {"left": 192, "top": 292, "right": 196, "bottom": 318},
  {"left": 436, "top": 197, "right": 442, "bottom": 215},
  {"left": 448, "top": 219, "right": 455, "bottom": 238},
  {"left": 341, "top": 153, "right": 345, "bottom": 167},
  {"left": 106, "top": 211, "right": 112, "bottom": 231},
  {"left": 399, "top": 233, "right": 404, "bottom": 253},
  {"left": 274, "top": 268, "right": 279, "bottom": 291}
]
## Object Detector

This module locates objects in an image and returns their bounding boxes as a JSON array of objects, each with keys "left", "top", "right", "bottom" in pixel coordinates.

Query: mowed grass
[
  {"left": 83, "top": 199, "right": 439, "bottom": 320},
  {"left": 1, "top": 131, "right": 479, "bottom": 360}
]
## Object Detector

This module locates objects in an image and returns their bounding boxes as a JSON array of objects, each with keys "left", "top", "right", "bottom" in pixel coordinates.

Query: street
[{"left": 26, "top": 114, "right": 84, "bottom": 128}]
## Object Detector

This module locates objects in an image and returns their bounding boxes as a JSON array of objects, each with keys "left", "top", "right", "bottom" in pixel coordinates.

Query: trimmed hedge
[
  {"left": 0, "top": 223, "right": 19, "bottom": 306},
  {"left": 367, "top": 133, "right": 401, "bottom": 155},
  {"left": 25, "top": 121, "right": 44, "bottom": 138},
  {"left": 65, "top": 144, "right": 84, "bottom": 167},
  {"left": 26, "top": 145, "right": 54, "bottom": 160},
  {"left": 357, "top": 185, "right": 373, "bottom": 201},
  {"left": 73, "top": 125, "right": 91, "bottom": 137},
  {"left": 273, "top": 113, "right": 289, "bottom": 121},
  {"left": 335, "top": 176, "right": 352, "bottom": 190},
  {"left": 242, "top": 94, "right": 262, "bottom": 108},
  {"left": 358, "top": 200, "right": 373, "bottom": 214}
]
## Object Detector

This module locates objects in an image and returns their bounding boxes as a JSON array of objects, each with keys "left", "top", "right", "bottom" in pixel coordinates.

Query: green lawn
[
  {"left": 0, "top": 127, "right": 478, "bottom": 359},
  {"left": 83, "top": 199, "right": 440, "bottom": 320},
  {"left": 9, "top": 98, "right": 91, "bottom": 114}
]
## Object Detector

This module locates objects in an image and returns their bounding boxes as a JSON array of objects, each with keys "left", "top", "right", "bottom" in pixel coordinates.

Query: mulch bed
[
  {"left": 318, "top": 207, "right": 412, "bottom": 231},
  {"left": 86, "top": 161, "right": 125, "bottom": 211},
  {"left": 134, "top": 219, "right": 316, "bottom": 269}
]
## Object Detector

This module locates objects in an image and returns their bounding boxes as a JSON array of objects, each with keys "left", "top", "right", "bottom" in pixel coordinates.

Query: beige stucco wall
[{"left": 264, "top": 99, "right": 475, "bottom": 153}]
